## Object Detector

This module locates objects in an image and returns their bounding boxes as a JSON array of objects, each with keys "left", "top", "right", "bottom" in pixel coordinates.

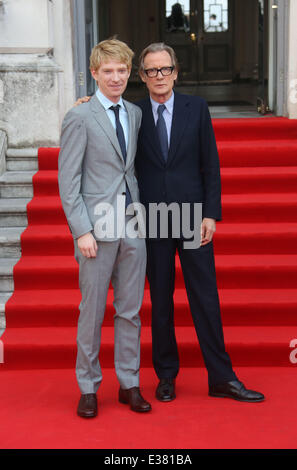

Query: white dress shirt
[{"left": 96, "top": 87, "right": 129, "bottom": 150}]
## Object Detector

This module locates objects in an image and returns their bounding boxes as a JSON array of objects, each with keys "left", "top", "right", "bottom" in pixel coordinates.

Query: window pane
[
  {"left": 203, "top": 0, "right": 229, "bottom": 33},
  {"left": 221, "top": 0, "right": 228, "bottom": 10},
  {"left": 166, "top": 1, "right": 190, "bottom": 33},
  {"left": 222, "top": 10, "right": 228, "bottom": 26},
  {"left": 166, "top": 0, "right": 190, "bottom": 16}
]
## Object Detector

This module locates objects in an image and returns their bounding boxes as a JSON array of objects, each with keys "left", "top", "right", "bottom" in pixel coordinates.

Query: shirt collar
[
  {"left": 96, "top": 87, "right": 125, "bottom": 111},
  {"left": 150, "top": 91, "right": 174, "bottom": 115}
]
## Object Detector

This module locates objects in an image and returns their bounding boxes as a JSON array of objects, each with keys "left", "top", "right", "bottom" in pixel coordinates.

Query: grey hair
[{"left": 138, "top": 42, "right": 179, "bottom": 74}]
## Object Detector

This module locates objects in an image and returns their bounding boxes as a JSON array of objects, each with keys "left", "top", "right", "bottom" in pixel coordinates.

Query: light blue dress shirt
[
  {"left": 150, "top": 91, "right": 174, "bottom": 146},
  {"left": 96, "top": 87, "right": 129, "bottom": 150}
]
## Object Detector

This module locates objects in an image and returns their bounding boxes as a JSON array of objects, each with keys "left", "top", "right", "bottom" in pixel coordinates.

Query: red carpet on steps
[{"left": 1, "top": 117, "right": 297, "bottom": 449}]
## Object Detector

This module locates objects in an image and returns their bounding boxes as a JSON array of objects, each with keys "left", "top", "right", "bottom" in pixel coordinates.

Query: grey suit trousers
[{"left": 74, "top": 230, "right": 146, "bottom": 394}]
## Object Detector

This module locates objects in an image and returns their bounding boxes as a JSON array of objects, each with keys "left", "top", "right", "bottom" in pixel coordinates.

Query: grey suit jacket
[{"left": 58, "top": 95, "right": 142, "bottom": 241}]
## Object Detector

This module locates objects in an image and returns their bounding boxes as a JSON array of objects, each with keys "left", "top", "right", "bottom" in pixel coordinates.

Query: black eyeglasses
[{"left": 144, "top": 66, "right": 175, "bottom": 78}]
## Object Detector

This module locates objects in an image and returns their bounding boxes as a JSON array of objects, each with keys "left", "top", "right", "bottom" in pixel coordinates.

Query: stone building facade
[{"left": 0, "top": 0, "right": 296, "bottom": 156}]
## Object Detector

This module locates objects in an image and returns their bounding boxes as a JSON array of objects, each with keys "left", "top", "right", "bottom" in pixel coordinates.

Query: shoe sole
[
  {"left": 155, "top": 394, "right": 176, "bottom": 402},
  {"left": 208, "top": 392, "right": 265, "bottom": 403},
  {"left": 77, "top": 411, "right": 97, "bottom": 418}
]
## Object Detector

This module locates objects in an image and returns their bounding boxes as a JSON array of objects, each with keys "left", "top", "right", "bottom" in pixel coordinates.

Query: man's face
[
  {"left": 140, "top": 51, "right": 178, "bottom": 103},
  {"left": 91, "top": 60, "right": 131, "bottom": 103}
]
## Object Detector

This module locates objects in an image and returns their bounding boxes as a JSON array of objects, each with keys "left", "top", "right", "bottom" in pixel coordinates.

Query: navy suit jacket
[{"left": 135, "top": 91, "right": 222, "bottom": 221}]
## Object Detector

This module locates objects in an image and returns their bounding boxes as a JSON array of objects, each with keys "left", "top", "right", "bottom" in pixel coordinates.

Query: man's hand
[
  {"left": 77, "top": 232, "right": 98, "bottom": 258},
  {"left": 200, "top": 218, "right": 216, "bottom": 246},
  {"left": 74, "top": 96, "right": 91, "bottom": 107}
]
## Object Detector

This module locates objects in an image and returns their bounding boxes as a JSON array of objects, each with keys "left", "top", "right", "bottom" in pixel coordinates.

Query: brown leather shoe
[
  {"left": 77, "top": 393, "right": 97, "bottom": 418},
  {"left": 119, "top": 387, "right": 152, "bottom": 412}
]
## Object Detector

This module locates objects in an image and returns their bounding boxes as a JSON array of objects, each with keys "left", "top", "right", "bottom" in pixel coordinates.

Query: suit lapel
[
  {"left": 140, "top": 93, "right": 191, "bottom": 167},
  {"left": 140, "top": 98, "right": 165, "bottom": 166},
  {"left": 167, "top": 92, "right": 191, "bottom": 166},
  {"left": 90, "top": 95, "right": 124, "bottom": 164},
  {"left": 123, "top": 99, "right": 134, "bottom": 169}
]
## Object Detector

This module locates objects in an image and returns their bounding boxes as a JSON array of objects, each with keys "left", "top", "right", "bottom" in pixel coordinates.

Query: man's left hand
[
  {"left": 74, "top": 96, "right": 91, "bottom": 107},
  {"left": 200, "top": 218, "right": 216, "bottom": 246}
]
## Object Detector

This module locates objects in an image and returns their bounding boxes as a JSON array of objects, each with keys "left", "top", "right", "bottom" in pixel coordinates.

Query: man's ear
[
  {"left": 90, "top": 68, "right": 99, "bottom": 81},
  {"left": 139, "top": 71, "right": 147, "bottom": 84}
]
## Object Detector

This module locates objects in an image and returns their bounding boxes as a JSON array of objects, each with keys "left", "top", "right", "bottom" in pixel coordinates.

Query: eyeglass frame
[{"left": 143, "top": 66, "right": 175, "bottom": 78}]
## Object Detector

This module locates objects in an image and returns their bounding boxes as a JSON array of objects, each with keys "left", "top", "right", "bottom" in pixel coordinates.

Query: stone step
[
  {"left": 0, "top": 227, "right": 26, "bottom": 257},
  {"left": 6, "top": 148, "right": 38, "bottom": 171},
  {"left": 0, "top": 171, "right": 36, "bottom": 198},
  {"left": 0, "top": 198, "right": 30, "bottom": 227},
  {"left": 0, "top": 292, "right": 12, "bottom": 329},
  {"left": 0, "top": 258, "right": 19, "bottom": 293},
  {"left": 0, "top": 149, "right": 37, "bottom": 330}
]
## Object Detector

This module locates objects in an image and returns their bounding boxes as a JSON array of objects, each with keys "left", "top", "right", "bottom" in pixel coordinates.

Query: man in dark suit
[{"left": 135, "top": 42, "right": 265, "bottom": 403}]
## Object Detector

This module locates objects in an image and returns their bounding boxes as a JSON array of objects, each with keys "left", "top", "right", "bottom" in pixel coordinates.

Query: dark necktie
[
  {"left": 110, "top": 105, "right": 127, "bottom": 162},
  {"left": 156, "top": 104, "right": 168, "bottom": 162},
  {"left": 110, "top": 105, "right": 131, "bottom": 207}
]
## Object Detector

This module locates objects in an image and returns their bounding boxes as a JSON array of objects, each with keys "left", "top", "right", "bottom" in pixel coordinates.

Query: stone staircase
[{"left": 0, "top": 148, "right": 38, "bottom": 331}]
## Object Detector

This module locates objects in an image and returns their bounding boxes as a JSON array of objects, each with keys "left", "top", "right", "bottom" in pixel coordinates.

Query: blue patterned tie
[
  {"left": 110, "top": 105, "right": 131, "bottom": 206},
  {"left": 156, "top": 104, "right": 168, "bottom": 162}
]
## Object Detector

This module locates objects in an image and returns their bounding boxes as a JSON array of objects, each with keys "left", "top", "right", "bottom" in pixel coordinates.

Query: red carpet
[
  {"left": 0, "top": 367, "right": 297, "bottom": 449},
  {"left": 1, "top": 117, "right": 297, "bottom": 448}
]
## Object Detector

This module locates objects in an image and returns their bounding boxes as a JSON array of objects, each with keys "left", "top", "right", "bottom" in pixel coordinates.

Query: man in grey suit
[{"left": 58, "top": 38, "right": 151, "bottom": 418}]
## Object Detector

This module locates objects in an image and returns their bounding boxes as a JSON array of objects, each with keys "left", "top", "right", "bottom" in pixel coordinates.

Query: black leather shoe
[
  {"left": 209, "top": 380, "right": 265, "bottom": 402},
  {"left": 119, "top": 387, "right": 152, "bottom": 412},
  {"left": 156, "top": 378, "right": 176, "bottom": 402},
  {"left": 77, "top": 393, "right": 97, "bottom": 418}
]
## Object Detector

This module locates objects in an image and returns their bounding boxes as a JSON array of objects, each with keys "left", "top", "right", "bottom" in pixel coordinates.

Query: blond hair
[{"left": 89, "top": 38, "right": 134, "bottom": 71}]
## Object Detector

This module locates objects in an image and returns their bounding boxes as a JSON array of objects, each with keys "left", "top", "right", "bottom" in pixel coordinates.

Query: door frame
[
  {"left": 73, "top": 0, "right": 99, "bottom": 98},
  {"left": 72, "top": 0, "right": 289, "bottom": 115},
  {"left": 161, "top": 0, "right": 234, "bottom": 83},
  {"left": 197, "top": 0, "right": 234, "bottom": 82},
  {"left": 268, "top": 0, "right": 289, "bottom": 115}
]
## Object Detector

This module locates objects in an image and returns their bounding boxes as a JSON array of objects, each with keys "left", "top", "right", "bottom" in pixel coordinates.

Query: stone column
[
  {"left": 0, "top": 53, "right": 62, "bottom": 148},
  {"left": 0, "top": 129, "right": 7, "bottom": 175},
  {"left": 287, "top": 0, "right": 297, "bottom": 119},
  {"left": 0, "top": 0, "right": 76, "bottom": 148}
]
